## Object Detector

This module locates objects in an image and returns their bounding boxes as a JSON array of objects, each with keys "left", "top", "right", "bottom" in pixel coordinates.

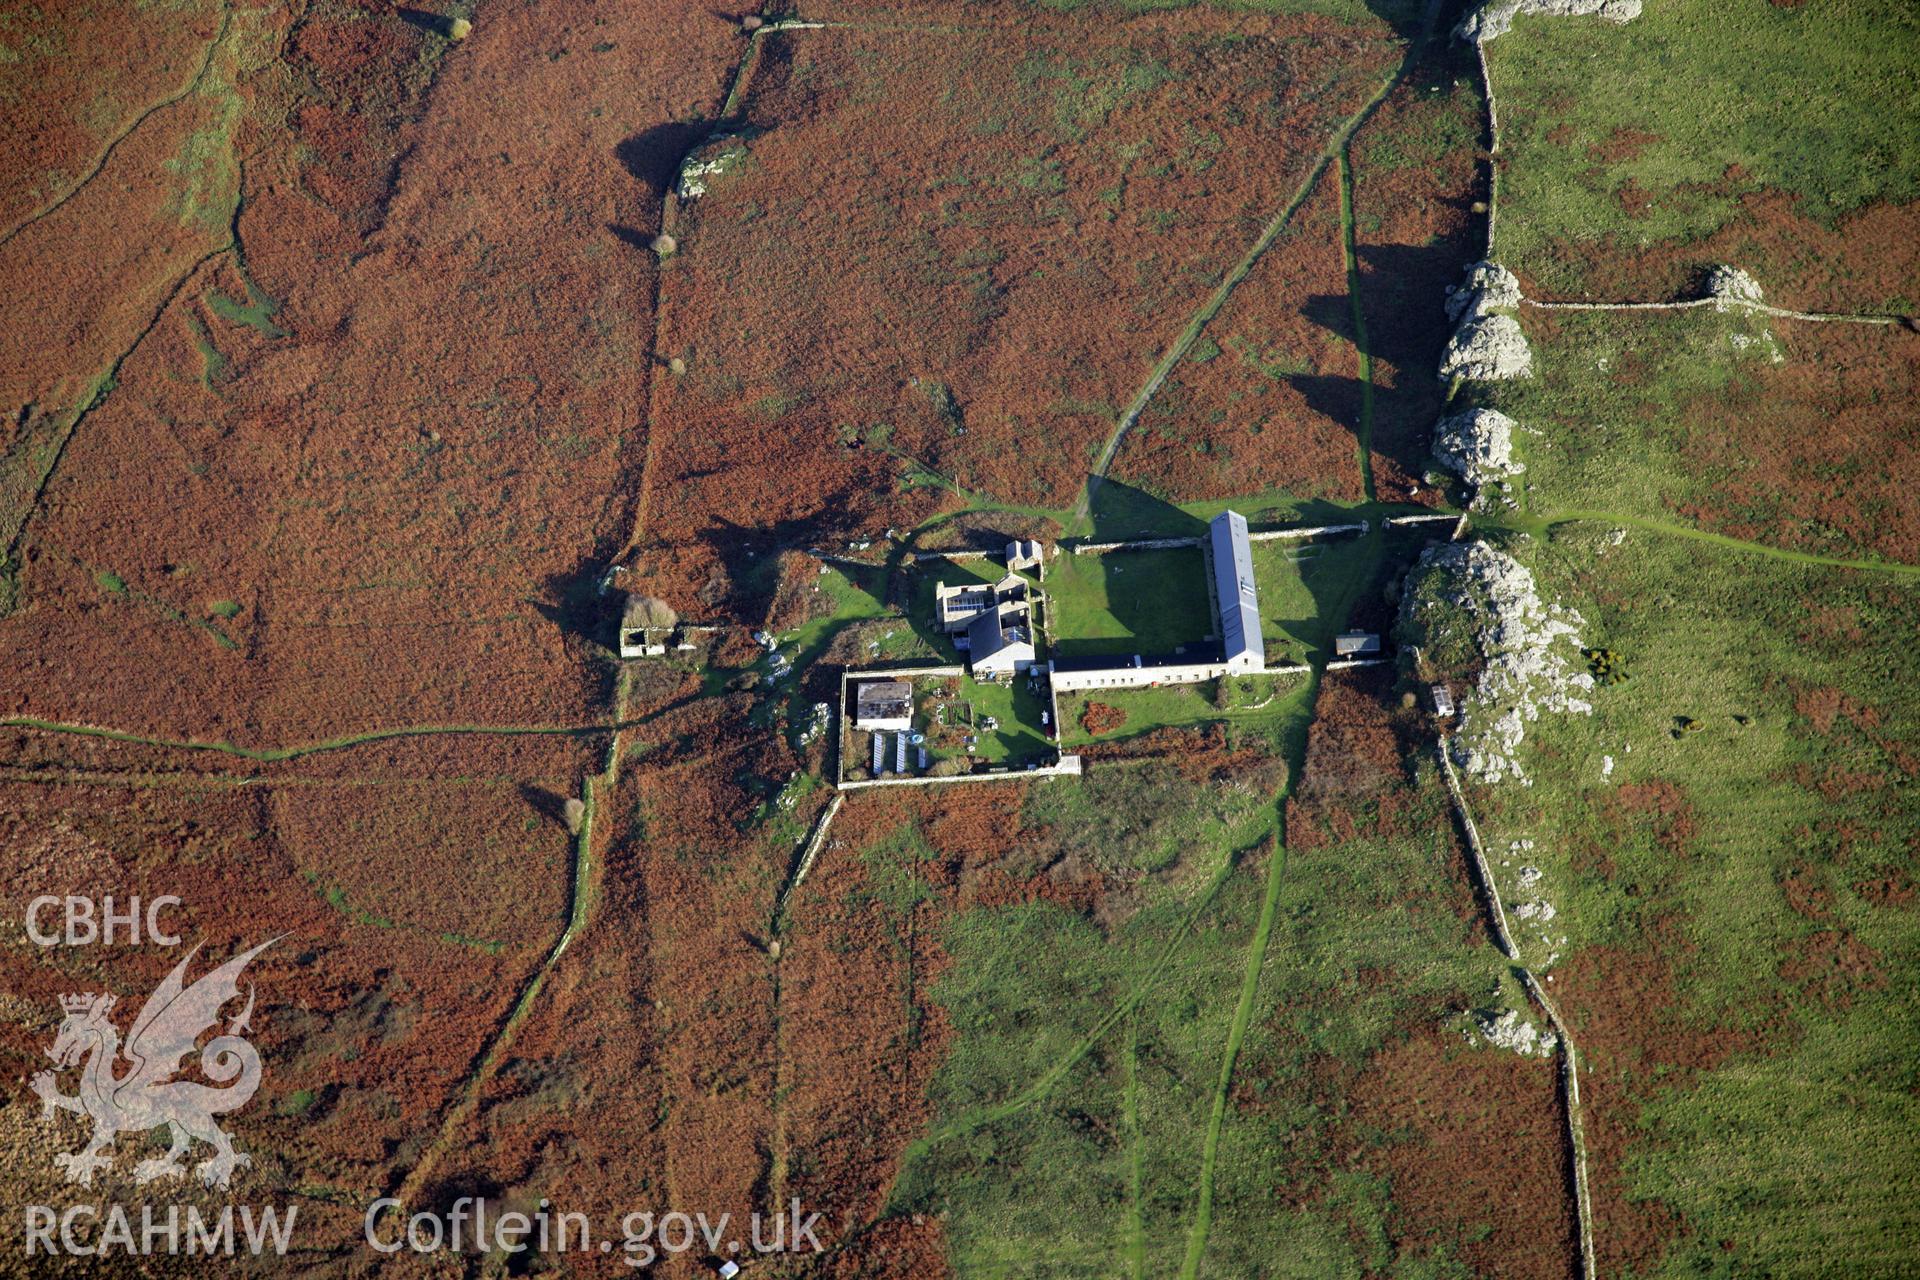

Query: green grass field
[
  {"left": 885, "top": 729, "right": 1528, "bottom": 1277},
  {"left": 1251, "top": 537, "right": 1380, "bottom": 663},
  {"left": 1489, "top": 0, "right": 1920, "bottom": 303},
  {"left": 1479, "top": 306, "right": 1768, "bottom": 527},
  {"left": 1445, "top": 525, "right": 1920, "bottom": 1274},
  {"left": 959, "top": 675, "right": 1055, "bottom": 765},
  {"left": 776, "top": 562, "right": 895, "bottom": 660},
  {"left": 1473, "top": 305, "right": 1920, "bottom": 566},
  {"left": 1047, "top": 548, "right": 1215, "bottom": 659},
  {"left": 1057, "top": 671, "right": 1312, "bottom": 751}
]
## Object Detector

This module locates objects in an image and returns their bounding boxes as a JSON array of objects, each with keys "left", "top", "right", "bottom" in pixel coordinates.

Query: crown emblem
[{"left": 60, "top": 993, "right": 112, "bottom": 1016}]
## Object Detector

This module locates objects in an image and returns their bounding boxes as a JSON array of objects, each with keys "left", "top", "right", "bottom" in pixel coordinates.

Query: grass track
[
  {"left": 1176, "top": 834, "right": 1297, "bottom": 1279},
  {"left": 391, "top": 668, "right": 635, "bottom": 1208},
  {"left": 1336, "top": 148, "right": 1377, "bottom": 506},
  {"left": 1123, "top": 1010, "right": 1147, "bottom": 1280},
  {"left": 0, "top": 2, "right": 235, "bottom": 250},
  {"left": 909, "top": 846, "right": 1242, "bottom": 1152},
  {"left": 1177, "top": 6, "right": 1441, "bottom": 1266},
  {"left": 1502, "top": 509, "right": 1920, "bottom": 576},
  {"left": 0, "top": 713, "right": 657, "bottom": 764}
]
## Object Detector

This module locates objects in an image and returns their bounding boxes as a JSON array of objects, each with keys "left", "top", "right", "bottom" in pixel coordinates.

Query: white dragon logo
[{"left": 30, "top": 938, "right": 276, "bottom": 1190}]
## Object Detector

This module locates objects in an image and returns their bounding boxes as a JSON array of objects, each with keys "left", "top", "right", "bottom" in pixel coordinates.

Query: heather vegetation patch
[
  {"left": 0, "top": 777, "right": 569, "bottom": 1211},
  {"left": 1044, "top": 0, "right": 1425, "bottom": 26},
  {"left": 650, "top": 15, "right": 1401, "bottom": 607},
  {"left": 0, "top": 0, "right": 227, "bottom": 225},
  {"left": 830, "top": 0, "right": 1429, "bottom": 35},
  {"left": 1109, "top": 175, "right": 1366, "bottom": 505},
  {"left": 1022, "top": 755, "right": 1282, "bottom": 876}
]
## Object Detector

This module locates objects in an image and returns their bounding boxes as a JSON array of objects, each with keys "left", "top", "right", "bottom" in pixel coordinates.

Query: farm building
[
  {"left": 935, "top": 574, "right": 1027, "bottom": 634},
  {"left": 1044, "top": 509, "right": 1268, "bottom": 692},
  {"left": 852, "top": 680, "right": 913, "bottom": 730},
  {"left": 1209, "top": 510, "right": 1262, "bottom": 672},
  {"left": 618, "top": 594, "right": 678, "bottom": 658},
  {"left": 1334, "top": 632, "right": 1382, "bottom": 657},
  {"left": 967, "top": 606, "right": 1036, "bottom": 678},
  {"left": 1049, "top": 651, "right": 1229, "bottom": 692},
  {"left": 1005, "top": 538, "right": 1045, "bottom": 572}
]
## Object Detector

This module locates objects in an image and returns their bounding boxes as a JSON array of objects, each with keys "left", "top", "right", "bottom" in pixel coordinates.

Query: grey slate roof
[
  {"left": 1209, "top": 510, "right": 1261, "bottom": 667},
  {"left": 967, "top": 607, "right": 1010, "bottom": 660}
]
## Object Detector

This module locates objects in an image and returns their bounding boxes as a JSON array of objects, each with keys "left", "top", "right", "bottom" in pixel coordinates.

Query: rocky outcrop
[
  {"left": 1400, "top": 540, "right": 1594, "bottom": 784},
  {"left": 1466, "top": 1006, "right": 1558, "bottom": 1057},
  {"left": 1705, "top": 264, "right": 1764, "bottom": 310},
  {"left": 1458, "top": 0, "right": 1642, "bottom": 42},
  {"left": 1439, "top": 262, "right": 1532, "bottom": 382},
  {"left": 675, "top": 134, "right": 746, "bottom": 201},
  {"left": 1441, "top": 314, "right": 1533, "bottom": 381},
  {"left": 1433, "top": 408, "right": 1525, "bottom": 487},
  {"left": 1503, "top": 856, "right": 1568, "bottom": 964},
  {"left": 1445, "top": 262, "right": 1524, "bottom": 321}
]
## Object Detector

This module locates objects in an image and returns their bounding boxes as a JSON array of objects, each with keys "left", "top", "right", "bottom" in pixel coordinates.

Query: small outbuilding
[
  {"left": 1005, "top": 538, "right": 1045, "bottom": 573},
  {"left": 853, "top": 680, "right": 914, "bottom": 731},
  {"left": 1334, "top": 632, "right": 1382, "bottom": 658},
  {"left": 618, "top": 595, "right": 678, "bottom": 658},
  {"left": 1429, "top": 683, "right": 1456, "bottom": 717}
]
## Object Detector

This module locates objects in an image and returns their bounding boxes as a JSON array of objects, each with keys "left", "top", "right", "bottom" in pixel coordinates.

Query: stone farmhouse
[{"left": 933, "top": 544, "right": 1043, "bottom": 679}]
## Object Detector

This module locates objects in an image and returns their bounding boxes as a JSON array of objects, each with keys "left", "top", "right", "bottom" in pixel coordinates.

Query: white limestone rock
[
  {"left": 1400, "top": 541, "right": 1594, "bottom": 784},
  {"left": 1445, "top": 261, "right": 1523, "bottom": 322},
  {"left": 1458, "top": 0, "right": 1642, "bottom": 42},
  {"left": 1434, "top": 408, "right": 1526, "bottom": 485},
  {"left": 676, "top": 135, "right": 746, "bottom": 201},
  {"left": 1466, "top": 1007, "right": 1558, "bottom": 1057},
  {"left": 1440, "top": 263, "right": 1532, "bottom": 382},
  {"left": 1706, "top": 264, "right": 1765, "bottom": 310},
  {"left": 1442, "top": 314, "right": 1533, "bottom": 382},
  {"left": 1729, "top": 329, "right": 1786, "bottom": 363}
]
